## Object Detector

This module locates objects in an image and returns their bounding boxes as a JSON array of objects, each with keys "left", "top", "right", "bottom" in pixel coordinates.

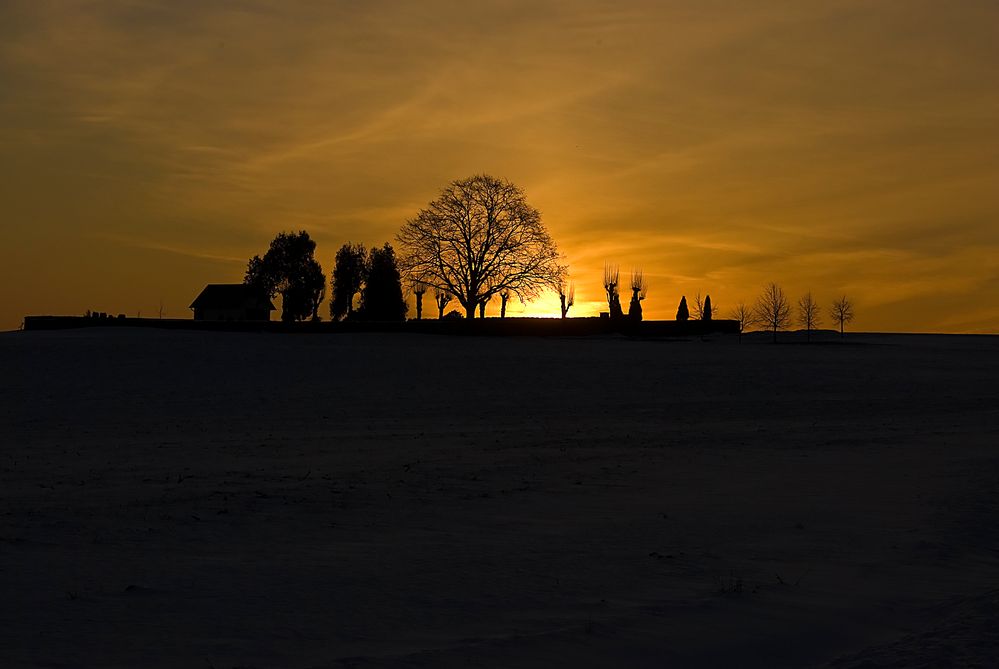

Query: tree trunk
[
  {"left": 465, "top": 301, "right": 476, "bottom": 319},
  {"left": 415, "top": 293, "right": 423, "bottom": 320},
  {"left": 500, "top": 294, "right": 508, "bottom": 319},
  {"left": 478, "top": 301, "right": 486, "bottom": 319}
]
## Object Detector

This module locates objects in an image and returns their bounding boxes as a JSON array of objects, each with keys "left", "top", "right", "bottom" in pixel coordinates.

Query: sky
[{"left": 1, "top": 0, "right": 997, "bottom": 332}]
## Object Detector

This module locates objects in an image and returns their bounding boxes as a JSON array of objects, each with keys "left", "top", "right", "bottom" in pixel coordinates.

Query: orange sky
[{"left": 2, "top": 1, "right": 997, "bottom": 332}]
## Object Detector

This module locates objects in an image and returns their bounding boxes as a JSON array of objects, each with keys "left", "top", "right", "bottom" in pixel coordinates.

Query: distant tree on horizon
[
  {"left": 754, "top": 282, "right": 791, "bottom": 343},
  {"left": 830, "top": 295, "right": 855, "bottom": 337},
  {"left": 702, "top": 294, "right": 713, "bottom": 321},
  {"left": 330, "top": 242, "right": 367, "bottom": 321},
  {"left": 628, "top": 269, "right": 647, "bottom": 322},
  {"left": 357, "top": 243, "right": 407, "bottom": 322},
  {"left": 245, "top": 230, "right": 326, "bottom": 322},
  {"left": 676, "top": 296, "right": 689, "bottom": 321},
  {"left": 729, "top": 302, "right": 756, "bottom": 343},
  {"left": 397, "top": 175, "right": 565, "bottom": 319},
  {"left": 797, "top": 291, "right": 821, "bottom": 342}
]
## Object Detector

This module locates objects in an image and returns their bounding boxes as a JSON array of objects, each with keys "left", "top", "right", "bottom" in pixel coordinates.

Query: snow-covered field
[{"left": 2, "top": 329, "right": 997, "bottom": 668}]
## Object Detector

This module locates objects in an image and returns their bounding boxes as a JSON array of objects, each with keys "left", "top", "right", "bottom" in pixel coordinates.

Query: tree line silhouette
[{"left": 241, "top": 173, "right": 856, "bottom": 338}]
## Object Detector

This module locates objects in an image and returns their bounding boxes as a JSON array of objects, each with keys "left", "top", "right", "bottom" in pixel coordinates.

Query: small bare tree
[
  {"left": 830, "top": 295, "right": 855, "bottom": 337},
  {"left": 628, "top": 269, "right": 647, "bottom": 322},
  {"left": 729, "top": 302, "right": 755, "bottom": 343},
  {"left": 558, "top": 280, "right": 575, "bottom": 319},
  {"left": 603, "top": 264, "right": 623, "bottom": 320},
  {"left": 797, "top": 291, "right": 821, "bottom": 342},
  {"left": 754, "top": 282, "right": 791, "bottom": 343},
  {"left": 692, "top": 292, "right": 704, "bottom": 320},
  {"left": 434, "top": 287, "right": 452, "bottom": 319}
]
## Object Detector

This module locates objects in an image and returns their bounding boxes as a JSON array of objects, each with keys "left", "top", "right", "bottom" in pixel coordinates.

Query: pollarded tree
[
  {"left": 245, "top": 230, "right": 326, "bottom": 322},
  {"left": 830, "top": 295, "right": 855, "bottom": 336},
  {"left": 434, "top": 287, "right": 452, "bottom": 319},
  {"left": 397, "top": 175, "right": 565, "bottom": 319},
  {"left": 604, "top": 265, "right": 624, "bottom": 320},
  {"left": 628, "top": 269, "right": 647, "bottom": 322},
  {"left": 411, "top": 279, "right": 427, "bottom": 320},
  {"left": 330, "top": 242, "right": 367, "bottom": 321},
  {"left": 558, "top": 280, "right": 575, "bottom": 319},
  {"left": 754, "top": 282, "right": 791, "bottom": 343},
  {"left": 358, "top": 243, "right": 407, "bottom": 322},
  {"left": 499, "top": 289, "right": 509, "bottom": 318},
  {"left": 797, "top": 291, "right": 821, "bottom": 342}
]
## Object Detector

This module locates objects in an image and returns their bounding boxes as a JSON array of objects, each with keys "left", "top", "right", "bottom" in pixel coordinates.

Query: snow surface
[{"left": 1, "top": 329, "right": 998, "bottom": 667}]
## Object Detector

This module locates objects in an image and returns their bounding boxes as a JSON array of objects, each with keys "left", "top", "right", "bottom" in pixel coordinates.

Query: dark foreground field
[{"left": 2, "top": 329, "right": 998, "bottom": 667}]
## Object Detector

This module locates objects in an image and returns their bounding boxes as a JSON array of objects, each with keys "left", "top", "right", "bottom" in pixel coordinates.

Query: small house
[{"left": 189, "top": 284, "right": 275, "bottom": 321}]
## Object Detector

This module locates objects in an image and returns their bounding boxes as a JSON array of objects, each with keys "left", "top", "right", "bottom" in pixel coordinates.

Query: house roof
[{"left": 189, "top": 284, "right": 275, "bottom": 310}]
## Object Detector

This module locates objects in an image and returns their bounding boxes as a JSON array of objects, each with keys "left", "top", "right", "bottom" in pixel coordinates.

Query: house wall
[{"left": 194, "top": 307, "right": 269, "bottom": 321}]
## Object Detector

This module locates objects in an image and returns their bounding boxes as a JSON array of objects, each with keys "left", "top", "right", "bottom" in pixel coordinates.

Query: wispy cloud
[{"left": 1, "top": 0, "right": 997, "bottom": 330}]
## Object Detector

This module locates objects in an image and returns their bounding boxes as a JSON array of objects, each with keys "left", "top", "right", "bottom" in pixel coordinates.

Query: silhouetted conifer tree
[
  {"left": 702, "top": 295, "right": 712, "bottom": 321},
  {"left": 358, "top": 243, "right": 407, "bottom": 321},
  {"left": 676, "top": 296, "right": 689, "bottom": 321}
]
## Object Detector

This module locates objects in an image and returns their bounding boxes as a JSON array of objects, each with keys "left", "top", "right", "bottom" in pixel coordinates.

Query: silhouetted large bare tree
[
  {"left": 830, "top": 295, "right": 855, "bottom": 336},
  {"left": 754, "top": 282, "right": 791, "bottom": 343},
  {"left": 397, "top": 175, "right": 565, "bottom": 319}
]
